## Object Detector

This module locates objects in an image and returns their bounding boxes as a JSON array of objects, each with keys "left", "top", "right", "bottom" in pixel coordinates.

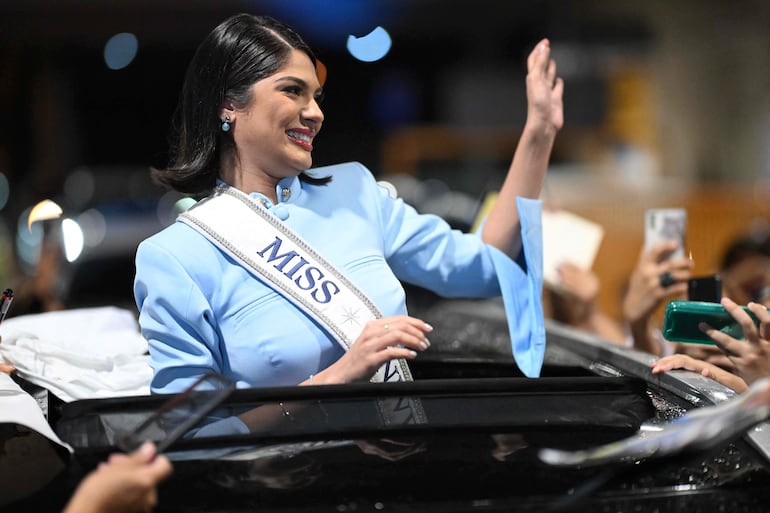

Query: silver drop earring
[{"left": 221, "top": 115, "right": 231, "bottom": 132}]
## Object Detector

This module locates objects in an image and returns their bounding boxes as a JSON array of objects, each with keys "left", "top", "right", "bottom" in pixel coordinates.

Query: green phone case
[{"left": 662, "top": 300, "right": 757, "bottom": 345}]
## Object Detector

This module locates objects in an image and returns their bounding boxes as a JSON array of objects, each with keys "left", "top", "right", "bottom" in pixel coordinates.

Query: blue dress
[{"left": 134, "top": 162, "right": 544, "bottom": 394}]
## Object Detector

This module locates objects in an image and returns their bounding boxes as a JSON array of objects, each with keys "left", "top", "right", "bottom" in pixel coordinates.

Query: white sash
[{"left": 179, "top": 184, "right": 426, "bottom": 424}]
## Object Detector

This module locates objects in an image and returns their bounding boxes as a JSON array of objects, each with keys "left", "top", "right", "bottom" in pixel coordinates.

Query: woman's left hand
[
  {"left": 525, "top": 38, "right": 564, "bottom": 135},
  {"left": 318, "top": 316, "right": 432, "bottom": 384},
  {"left": 701, "top": 297, "right": 770, "bottom": 386}
]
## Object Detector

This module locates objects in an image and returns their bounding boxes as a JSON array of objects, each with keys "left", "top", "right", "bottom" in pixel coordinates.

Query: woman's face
[{"left": 229, "top": 49, "right": 324, "bottom": 181}]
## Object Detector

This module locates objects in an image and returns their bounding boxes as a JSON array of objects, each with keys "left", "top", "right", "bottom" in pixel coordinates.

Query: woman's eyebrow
[
  {"left": 274, "top": 75, "right": 307, "bottom": 86},
  {"left": 274, "top": 76, "right": 323, "bottom": 94}
]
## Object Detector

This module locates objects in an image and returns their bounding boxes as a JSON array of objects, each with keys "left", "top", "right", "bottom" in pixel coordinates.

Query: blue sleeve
[
  {"left": 134, "top": 239, "right": 225, "bottom": 394},
  {"left": 372, "top": 179, "right": 499, "bottom": 298},
  {"left": 488, "top": 197, "right": 545, "bottom": 378},
  {"left": 371, "top": 171, "right": 545, "bottom": 377}
]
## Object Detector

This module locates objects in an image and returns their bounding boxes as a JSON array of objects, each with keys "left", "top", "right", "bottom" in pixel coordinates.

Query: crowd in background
[{"left": 545, "top": 226, "right": 770, "bottom": 394}]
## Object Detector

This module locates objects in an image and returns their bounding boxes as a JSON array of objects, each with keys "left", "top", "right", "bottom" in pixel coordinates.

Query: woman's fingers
[
  {"left": 546, "top": 58, "right": 557, "bottom": 87},
  {"left": 527, "top": 38, "right": 549, "bottom": 74},
  {"left": 335, "top": 316, "right": 436, "bottom": 382},
  {"left": 369, "top": 317, "right": 432, "bottom": 346}
]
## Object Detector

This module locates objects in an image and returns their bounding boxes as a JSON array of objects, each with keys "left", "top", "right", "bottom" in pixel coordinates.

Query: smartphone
[
  {"left": 116, "top": 372, "right": 236, "bottom": 453},
  {"left": 662, "top": 299, "right": 760, "bottom": 345},
  {"left": 687, "top": 275, "right": 722, "bottom": 303},
  {"left": 644, "top": 208, "right": 686, "bottom": 261}
]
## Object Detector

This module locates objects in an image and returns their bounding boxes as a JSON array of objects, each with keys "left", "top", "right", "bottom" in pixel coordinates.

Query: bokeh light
[
  {"left": 63, "top": 167, "right": 95, "bottom": 210},
  {"left": 0, "top": 173, "right": 9, "bottom": 211},
  {"left": 104, "top": 33, "right": 139, "bottom": 70},
  {"left": 61, "top": 218, "right": 84, "bottom": 262},
  {"left": 16, "top": 207, "right": 43, "bottom": 271},
  {"left": 347, "top": 26, "right": 392, "bottom": 62},
  {"left": 77, "top": 208, "right": 107, "bottom": 249}
]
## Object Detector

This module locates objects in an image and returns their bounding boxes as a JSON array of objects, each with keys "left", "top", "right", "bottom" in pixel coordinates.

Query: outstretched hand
[
  {"left": 62, "top": 442, "right": 173, "bottom": 513},
  {"left": 319, "top": 316, "right": 432, "bottom": 384},
  {"left": 525, "top": 38, "right": 564, "bottom": 135},
  {"left": 651, "top": 353, "right": 748, "bottom": 393}
]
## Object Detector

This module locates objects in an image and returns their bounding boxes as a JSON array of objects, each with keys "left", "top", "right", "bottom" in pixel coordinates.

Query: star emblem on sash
[{"left": 340, "top": 306, "right": 361, "bottom": 326}]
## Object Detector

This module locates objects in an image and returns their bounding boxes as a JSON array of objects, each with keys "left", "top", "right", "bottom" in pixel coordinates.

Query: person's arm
[
  {"left": 650, "top": 353, "right": 748, "bottom": 393},
  {"left": 135, "top": 239, "right": 223, "bottom": 394},
  {"left": 62, "top": 442, "right": 172, "bottom": 513},
  {"left": 481, "top": 38, "right": 563, "bottom": 259},
  {"left": 622, "top": 240, "right": 693, "bottom": 355}
]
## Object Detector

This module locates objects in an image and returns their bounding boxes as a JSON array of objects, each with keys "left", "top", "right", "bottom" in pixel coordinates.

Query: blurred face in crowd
[{"left": 721, "top": 252, "right": 770, "bottom": 306}]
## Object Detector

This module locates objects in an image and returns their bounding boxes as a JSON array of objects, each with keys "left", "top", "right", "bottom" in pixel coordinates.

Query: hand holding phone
[{"left": 662, "top": 300, "right": 760, "bottom": 345}]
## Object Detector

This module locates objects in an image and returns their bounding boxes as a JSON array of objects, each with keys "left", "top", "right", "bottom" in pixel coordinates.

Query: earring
[{"left": 221, "top": 115, "right": 231, "bottom": 132}]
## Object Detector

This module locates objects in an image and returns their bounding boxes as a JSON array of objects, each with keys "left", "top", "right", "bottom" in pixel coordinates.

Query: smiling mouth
[{"left": 287, "top": 130, "right": 314, "bottom": 151}]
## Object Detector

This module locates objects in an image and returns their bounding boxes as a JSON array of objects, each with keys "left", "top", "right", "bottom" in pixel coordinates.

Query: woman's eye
[
  {"left": 284, "top": 86, "right": 302, "bottom": 95},
  {"left": 314, "top": 92, "right": 325, "bottom": 105}
]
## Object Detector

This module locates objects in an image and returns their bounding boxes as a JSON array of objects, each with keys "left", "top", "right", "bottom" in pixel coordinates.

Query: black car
[{"left": 5, "top": 298, "right": 770, "bottom": 513}]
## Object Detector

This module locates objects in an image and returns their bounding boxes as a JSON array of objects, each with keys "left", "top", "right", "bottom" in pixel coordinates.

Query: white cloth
[
  {"left": 0, "top": 307, "right": 152, "bottom": 402},
  {"left": 0, "top": 373, "right": 72, "bottom": 452}
]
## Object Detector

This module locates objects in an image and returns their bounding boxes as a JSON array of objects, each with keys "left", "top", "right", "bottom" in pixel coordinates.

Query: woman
[{"left": 134, "top": 13, "right": 563, "bottom": 394}]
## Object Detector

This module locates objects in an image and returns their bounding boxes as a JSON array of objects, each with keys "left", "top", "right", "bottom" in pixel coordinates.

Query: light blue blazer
[{"left": 134, "top": 162, "right": 544, "bottom": 394}]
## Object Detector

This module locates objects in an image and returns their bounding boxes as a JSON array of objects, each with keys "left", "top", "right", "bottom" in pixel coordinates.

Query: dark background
[{"left": 0, "top": 0, "right": 769, "bottom": 315}]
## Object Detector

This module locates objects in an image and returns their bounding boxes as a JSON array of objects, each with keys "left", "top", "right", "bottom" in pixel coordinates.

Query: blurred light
[
  {"left": 254, "top": 0, "right": 397, "bottom": 46},
  {"left": 316, "top": 59, "right": 327, "bottom": 87},
  {"left": 77, "top": 208, "right": 107, "bottom": 248},
  {"left": 27, "top": 199, "right": 63, "bottom": 231},
  {"left": 61, "top": 218, "right": 84, "bottom": 263},
  {"left": 16, "top": 208, "right": 43, "bottom": 271},
  {"left": 0, "top": 173, "right": 9, "bottom": 211},
  {"left": 347, "top": 26, "right": 391, "bottom": 62},
  {"left": 63, "top": 167, "right": 95, "bottom": 209},
  {"left": 104, "top": 33, "right": 138, "bottom": 70}
]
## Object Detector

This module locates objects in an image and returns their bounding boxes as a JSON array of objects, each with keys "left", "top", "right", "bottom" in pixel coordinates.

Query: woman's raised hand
[{"left": 525, "top": 38, "right": 564, "bottom": 135}]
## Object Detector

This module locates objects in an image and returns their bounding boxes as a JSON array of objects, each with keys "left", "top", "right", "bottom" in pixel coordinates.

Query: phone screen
[
  {"left": 644, "top": 208, "right": 687, "bottom": 261},
  {"left": 116, "top": 372, "right": 236, "bottom": 453}
]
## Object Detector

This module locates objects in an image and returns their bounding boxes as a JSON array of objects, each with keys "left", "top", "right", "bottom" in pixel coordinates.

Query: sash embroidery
[{"left": 179, "top": 184, "right": 426, "bottom": 424}]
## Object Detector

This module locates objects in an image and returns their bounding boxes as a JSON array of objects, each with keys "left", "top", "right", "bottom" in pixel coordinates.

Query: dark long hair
[{"left": 152, "top": 13, "right": 328, "bottom": 196}]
